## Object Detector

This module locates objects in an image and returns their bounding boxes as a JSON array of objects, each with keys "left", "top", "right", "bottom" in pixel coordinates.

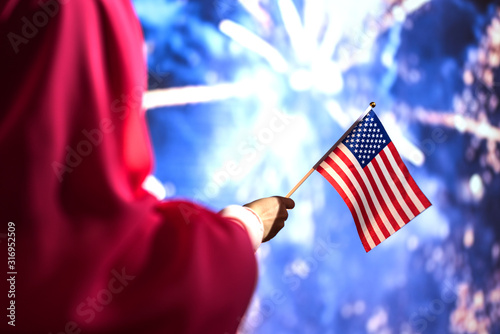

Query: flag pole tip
[{"left": 370, "top": 102, "right": 376, "bottom": 108}]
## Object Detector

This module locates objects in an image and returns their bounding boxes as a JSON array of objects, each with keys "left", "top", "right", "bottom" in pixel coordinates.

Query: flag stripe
[
  {"left": 338, "top": 145, "right": 397, "bottom": 234},
  {"left": 381, "top": 145, "right": 425, "bottom": 213},
  {"left": 328, "top": 151, "right": 387, "bottom": 243},
  {"left": 379, "top": 149, "right": 421, "bottom": 217},
  {"left": 387, "top": 143, "right": 431, "bottom": 209},
  {"left": 364, "top": 163, "right": 403, "bottom": 232},
  {"left": 317, "top": 165, "right": 371, "bottom": 252},
  {"left": 370, "top": 156, "right": 412, "bottom": 223},
  {"left": 374, "top": 151, "right": 415, "bottom": 221},
  {"left": 317, "top": 163, "right": 373, "bottom": 251},
  {"left": 323, "top": 156, "right": 381, "bottom": 247},
  {"left": 336, "top": 145, "right": 393, "bottom": 237}
]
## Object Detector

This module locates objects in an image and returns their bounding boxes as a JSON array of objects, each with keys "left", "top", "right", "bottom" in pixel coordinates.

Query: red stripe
[
  {"left": 324, "top": 154, "right": 381, "bottom": 247},
  {"left": 364, "top": 162, "right": 401, "bottom": 232},
  {"left": 317, "top": 165, "right": 371, "bottom": 252},
  {"left": 379, "top": 149, "right": 420, "bottom": 217},
  {"left": 387, "top": 143, "right": 432, "bottom": 209},
  {"left": 371, "top": 157, "right": 411, "bottom": 224},
  {"left": 335, "top": 148, "right": 390, "bottom": 239}
]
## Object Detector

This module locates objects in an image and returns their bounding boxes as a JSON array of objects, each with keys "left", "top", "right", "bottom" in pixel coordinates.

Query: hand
[{"left": 244, "top": 196, "right": 295, "bottom": 242}]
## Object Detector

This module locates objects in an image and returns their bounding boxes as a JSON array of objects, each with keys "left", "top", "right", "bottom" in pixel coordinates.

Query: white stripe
[
  {"left": 384, "top": 147, "right": 426, "bottom": 212},
  {"left": 375, "top": 150, "right": 415, "bottom": 221},
  {"left": 338, "top": 145, "right": 396, "bottom": 235},
  {"left": 366, "top": 163, "right": 406, "bottom": 228},
  {"left": 319, "top": 160, "right": 376, "bottom": 250},
  {"left": 330, "top": 149, "right": 386, "bottom": 243}
]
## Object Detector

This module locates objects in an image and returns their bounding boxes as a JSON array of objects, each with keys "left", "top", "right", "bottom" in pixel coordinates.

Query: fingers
[
  {"left": 244, "top": 196, "right": 295, "bottom": 243},
  {"left": 262, "top": 197, "right": 292, "bottom": 242},
  {"left": 282, "top": 209, "right": 289, "bottom": 221},
  {"left": 273, "top": 196, "right": 295, "bottom": 210}
]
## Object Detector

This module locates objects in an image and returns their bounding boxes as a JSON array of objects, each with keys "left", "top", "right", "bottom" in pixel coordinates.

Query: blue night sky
[{"left": 134, "top": 0, "right": 500, "bottom": 333}]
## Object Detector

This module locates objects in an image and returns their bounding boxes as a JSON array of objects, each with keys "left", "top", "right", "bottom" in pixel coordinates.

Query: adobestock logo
[
  {"left": 51, "top": 84, "right": 144, "bottom": 182},
  {"left": 51, "top": 118, "right": 115, "bottom": 182},
  {"left": 48, "top": 267, "right": 135, "bottom": 334},
  {"left": 193, "top": 110, "right": 295, "bottom": 203},
  {"left": 7, "top": 0, "right": 72, "bottom": 54},
  {"left": 75, "top": 268, "right": 135, "bottom": 324},
  {"left": 409, "top": 279, "right": 459, "bottom": 333},
  {"left": 241, "top": 236, "right": 340, "bottom": 333}
]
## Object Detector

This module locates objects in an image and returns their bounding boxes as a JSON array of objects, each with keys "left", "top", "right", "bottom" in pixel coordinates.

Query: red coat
[{"left": 0, "top": 1, "right": 257, "bottom": 333}]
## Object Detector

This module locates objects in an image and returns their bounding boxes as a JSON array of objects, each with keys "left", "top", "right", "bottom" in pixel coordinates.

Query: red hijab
[{"left": 0, "top": 1, "right": 256, "bottom": 333}]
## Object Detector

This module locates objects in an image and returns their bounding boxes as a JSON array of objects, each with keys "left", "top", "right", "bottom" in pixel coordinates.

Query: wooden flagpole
[{"left": 285, "top": 102, "right": 376, "bottom": 198}]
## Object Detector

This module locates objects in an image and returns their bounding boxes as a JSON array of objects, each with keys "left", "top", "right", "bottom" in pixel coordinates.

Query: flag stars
[{"left": 345, "top": 115, "right": 390, "bottom": 165}]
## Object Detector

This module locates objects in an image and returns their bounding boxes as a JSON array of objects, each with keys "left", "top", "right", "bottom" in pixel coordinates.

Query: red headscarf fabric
[{"left": 0, "top": 1, "right": 257, "bottom": 333}]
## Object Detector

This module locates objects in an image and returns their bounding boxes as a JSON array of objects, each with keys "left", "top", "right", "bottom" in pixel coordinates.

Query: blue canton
[{"left": 342, "top": 110, "right": 390, "bottom": 169}]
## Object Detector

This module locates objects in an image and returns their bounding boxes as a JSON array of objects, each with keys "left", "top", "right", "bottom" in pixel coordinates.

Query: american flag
[{"left": 316, "top": 109, "right": 431, "bottom": 252}]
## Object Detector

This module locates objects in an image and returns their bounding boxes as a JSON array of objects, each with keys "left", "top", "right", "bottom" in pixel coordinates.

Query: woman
[{"left": 0, "top": 1, "right": 294, "bottom": 333}]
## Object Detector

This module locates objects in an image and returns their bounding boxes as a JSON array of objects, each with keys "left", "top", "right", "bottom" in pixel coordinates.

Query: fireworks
[{"left": 135, "top": 0, "right": 500, "bottom": 333}]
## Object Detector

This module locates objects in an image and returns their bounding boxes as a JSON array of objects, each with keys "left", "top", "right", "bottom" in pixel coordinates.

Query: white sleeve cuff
[{"left": 219, "top": 205, "right": 264, "bottom": 252}]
